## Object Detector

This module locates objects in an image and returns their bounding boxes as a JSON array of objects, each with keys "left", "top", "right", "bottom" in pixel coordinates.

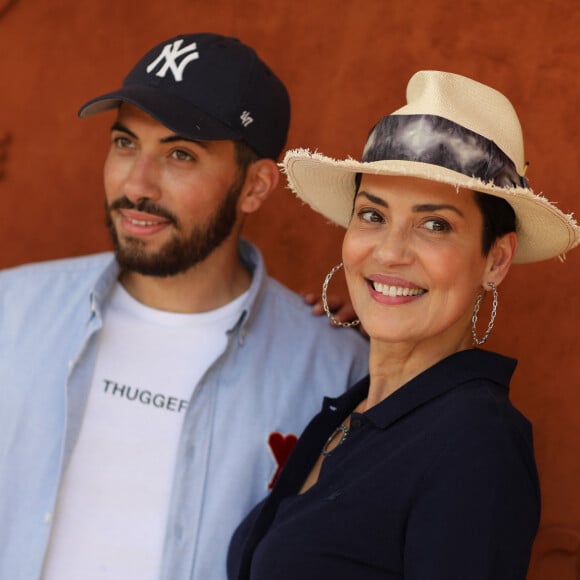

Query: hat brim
[
  {"left": 78, "top": 86, "right": 243, "bottom": 142},
  {"left": 282, "top": 148, "right": 580, "bottom": 264}
]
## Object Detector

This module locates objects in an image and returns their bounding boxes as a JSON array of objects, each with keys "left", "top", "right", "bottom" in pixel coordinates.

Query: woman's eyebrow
[
  {"left": 356, "top": 191, "right": 388, "bottom": 207},
  {"left": 412, "top": 203, "right": 465, "bottom": 217},
  {"left": 356, "top": 192, "right": 464, "bottom": 217}
]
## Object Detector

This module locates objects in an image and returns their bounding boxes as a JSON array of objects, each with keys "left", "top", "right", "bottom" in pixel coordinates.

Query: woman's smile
[{"left": 367, "top": 275, "right": 427, "bottom": 303}]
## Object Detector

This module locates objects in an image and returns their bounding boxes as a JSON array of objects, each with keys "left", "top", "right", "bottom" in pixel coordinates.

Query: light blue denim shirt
[{"left": 0, "top": 239, "right": 369, "bottom": 580}]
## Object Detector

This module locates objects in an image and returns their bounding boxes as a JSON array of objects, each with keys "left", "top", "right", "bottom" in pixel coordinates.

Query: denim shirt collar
[
  {"left": 229, "top": 239, "right": 268, "bottom": 342},
  {"left": 87, "top": 238, "right": 267, "bottom": 339}
]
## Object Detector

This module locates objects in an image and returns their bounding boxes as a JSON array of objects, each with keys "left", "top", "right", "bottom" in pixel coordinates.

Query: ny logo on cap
[{"left": 146, "top": 39, "right": 200, "bottom": 82}]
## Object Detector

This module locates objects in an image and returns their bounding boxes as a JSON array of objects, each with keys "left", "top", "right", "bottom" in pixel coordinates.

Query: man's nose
[{"left": 122, "top": 155, "right": 162, "bottom": 205}]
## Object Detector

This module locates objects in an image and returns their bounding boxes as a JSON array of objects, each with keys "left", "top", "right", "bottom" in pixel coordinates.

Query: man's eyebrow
[
  {"left": 110, "top": 122, "right": 136, "bottom": 138},
  {"left": 160, "top": 135, "right": 208, "bottom": 149},
  {"left": 110, "top": 122, "right": 208, "bottom": 148}
]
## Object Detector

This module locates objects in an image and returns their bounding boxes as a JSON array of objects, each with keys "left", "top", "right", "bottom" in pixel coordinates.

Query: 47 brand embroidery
[
  {"left": 146, "top": 39, "right": 200, "bottom": 82},
  {"left": 240, "top": 110, "right": 254, "bottom": 127},
  {"left": 267, "top": 431, "right": 298, "bottom": 489}
]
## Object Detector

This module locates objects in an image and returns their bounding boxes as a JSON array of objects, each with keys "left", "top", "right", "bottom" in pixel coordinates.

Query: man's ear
[
  {"left": 483, "top": 231, "right": 518, "bottom": 288},
  {"left": 238, "top": 159, "right": 280, "bottom": 214}
]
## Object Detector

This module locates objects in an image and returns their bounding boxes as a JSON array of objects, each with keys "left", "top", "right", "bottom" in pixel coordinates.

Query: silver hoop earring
[
  {"left": 471, "top": 282, "right": 498, "bottom": 345},
  {"left": 321, "top": 263, "right": 360, "bottom": 328}
]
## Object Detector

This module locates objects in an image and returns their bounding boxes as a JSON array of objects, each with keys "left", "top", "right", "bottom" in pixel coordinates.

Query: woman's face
[{"left": 343, "top": 174, "right": 498, "bottom": 349}]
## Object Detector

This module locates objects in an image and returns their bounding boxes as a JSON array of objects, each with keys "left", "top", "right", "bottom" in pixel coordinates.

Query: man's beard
[{"left": 106, "top": 177, "right": 243, "bottom": 278}]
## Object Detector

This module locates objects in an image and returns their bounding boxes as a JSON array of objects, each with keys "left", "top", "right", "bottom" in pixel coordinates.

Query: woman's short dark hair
[
  {"left": 353, "top": 172, "right": 517, "bottom": 256},
  {"left": 473, "top": 192, "right": 517, "bottom": 255}
]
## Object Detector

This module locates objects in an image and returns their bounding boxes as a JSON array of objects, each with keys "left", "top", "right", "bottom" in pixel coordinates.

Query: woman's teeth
[{"left": 372, "top": 282, "right": 426, "bottom": 297}]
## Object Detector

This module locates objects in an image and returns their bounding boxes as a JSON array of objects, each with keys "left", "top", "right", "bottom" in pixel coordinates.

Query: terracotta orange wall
[{"left": 1, "top": 0, "right": 578, "bottom": 575}]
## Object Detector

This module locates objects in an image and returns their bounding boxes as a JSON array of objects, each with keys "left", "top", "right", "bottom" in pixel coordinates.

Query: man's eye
[
  {"left": 113, "top": 136, "right": 133, "bottom": 148},
  {"left": 172, "top": 149, "right": 194, "bottom": 161}
]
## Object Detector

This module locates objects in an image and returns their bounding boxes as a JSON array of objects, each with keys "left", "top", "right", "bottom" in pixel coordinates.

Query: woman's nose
[{"left": 372, "top": 225, "right": 413, "bottom": 265}]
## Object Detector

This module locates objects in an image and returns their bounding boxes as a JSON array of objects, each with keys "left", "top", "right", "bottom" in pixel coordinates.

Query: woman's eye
[
  {"left": 358, "top": 209, "right": 384, "bottom": 223},
  {"left": 423, "top": 218, "right": 451, "bottom": 232}
]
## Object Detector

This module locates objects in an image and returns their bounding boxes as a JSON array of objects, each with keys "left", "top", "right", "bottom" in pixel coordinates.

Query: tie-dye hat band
[{"left": 361, "top": 114, "right": 529, "bottom": 190}]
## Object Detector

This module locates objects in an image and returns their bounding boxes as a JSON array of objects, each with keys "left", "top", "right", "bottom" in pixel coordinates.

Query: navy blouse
[{"left": 228, "top": 349, "right": 540, "bottom": 580}]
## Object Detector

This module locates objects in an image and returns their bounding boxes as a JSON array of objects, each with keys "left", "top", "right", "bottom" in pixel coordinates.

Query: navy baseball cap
[{"left": 78, "top": 33, "right": 291, "bottom": 159}]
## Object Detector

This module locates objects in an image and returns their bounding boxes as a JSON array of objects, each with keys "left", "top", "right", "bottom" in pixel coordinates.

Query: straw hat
[{"left": 282, "top": 70, "right": 579, "bottom": 263}]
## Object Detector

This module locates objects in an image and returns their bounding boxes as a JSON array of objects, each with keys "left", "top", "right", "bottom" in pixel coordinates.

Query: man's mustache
[{"left": 108, "top": 196, "right": 178, "bottom": 225}]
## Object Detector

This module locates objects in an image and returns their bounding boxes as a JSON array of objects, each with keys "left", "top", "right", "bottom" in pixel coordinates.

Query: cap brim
[
  {"left": 78, "top": 86, "right": 243, "bottom": 142},
  {"left": 282, "top": 148, "right": 580, "bottom": 264}
]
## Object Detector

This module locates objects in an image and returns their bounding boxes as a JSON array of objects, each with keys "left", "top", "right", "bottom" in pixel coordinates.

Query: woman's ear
[
  {"left": 483, "top": 231, "right": 518, "bottom": 288},
  {"left": 238, "top": 159, "right": 280, "bottom": 214}
]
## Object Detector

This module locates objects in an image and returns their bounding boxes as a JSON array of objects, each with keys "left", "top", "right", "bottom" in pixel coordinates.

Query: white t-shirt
[{"left": 42, "top": 283, "right": 247, "bottom": 580}]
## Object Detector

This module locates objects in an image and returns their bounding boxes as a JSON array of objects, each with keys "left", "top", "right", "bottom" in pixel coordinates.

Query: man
[{"left": 0, "top": 33, "right": 368, "bottom": 580}]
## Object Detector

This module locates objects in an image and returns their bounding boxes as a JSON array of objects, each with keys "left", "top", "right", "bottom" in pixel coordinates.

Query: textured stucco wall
[{"left": 1, "top": 0, "right": 578, "bottom": 575}]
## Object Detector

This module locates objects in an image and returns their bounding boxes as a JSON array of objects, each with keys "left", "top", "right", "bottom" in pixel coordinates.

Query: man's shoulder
[
  {"left": 260, "top": 275, "right": 328, "bottom": 319},
  {"left": 260, "top": 276, "right": 368, "bottom": 347}
]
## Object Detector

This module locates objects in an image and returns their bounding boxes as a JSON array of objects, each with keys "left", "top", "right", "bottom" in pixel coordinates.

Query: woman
[{"left": 227, "top": 71, "right": 580, "bottom": 579}]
